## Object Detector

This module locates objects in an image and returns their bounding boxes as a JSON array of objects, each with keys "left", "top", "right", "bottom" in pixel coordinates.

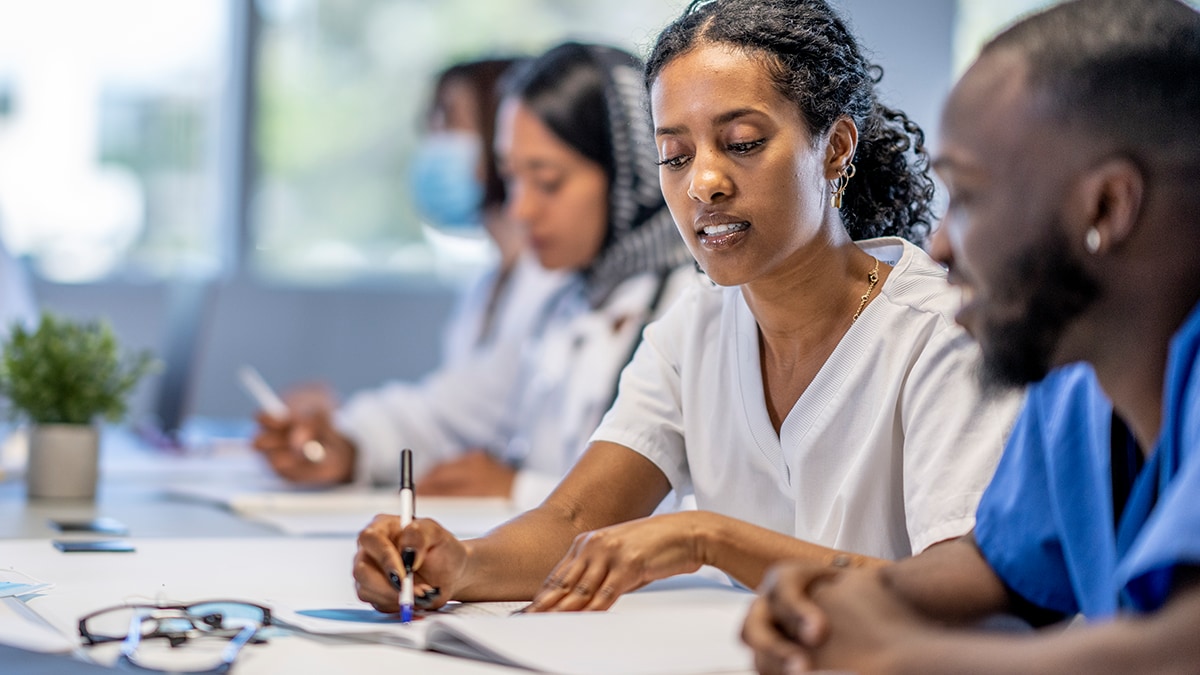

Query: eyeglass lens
[{"left": 81, "top": 602, "right": 269, "bottom": 643}]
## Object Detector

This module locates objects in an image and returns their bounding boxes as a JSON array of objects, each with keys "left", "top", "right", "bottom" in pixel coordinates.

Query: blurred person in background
[
  {"left": 410, "top": 58, "right": 567, "bottom": 369},
  {"left": 252, "top": 56, "right": 566, "bottom": 492},
  {"left": 255, "top": 43, "right": 699, "bottom": 509}
]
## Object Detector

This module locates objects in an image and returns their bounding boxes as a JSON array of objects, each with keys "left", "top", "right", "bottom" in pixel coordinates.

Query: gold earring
[{"left": 831, "top": 163, "right": 856, "bottom": 209}]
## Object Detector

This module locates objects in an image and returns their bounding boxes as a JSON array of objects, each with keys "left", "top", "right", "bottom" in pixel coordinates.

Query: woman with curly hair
[{"left": 353, "top": 0, "right": 1023, "bottom": 613}]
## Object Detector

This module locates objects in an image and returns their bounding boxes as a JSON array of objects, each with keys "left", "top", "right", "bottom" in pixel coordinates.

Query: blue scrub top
[{"left": 974, "top": 301, "right": 1200, "bottom": 618}]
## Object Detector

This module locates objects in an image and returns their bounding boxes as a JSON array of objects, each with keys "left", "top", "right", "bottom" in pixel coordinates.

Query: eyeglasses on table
[{"left": 77, "top": 600, "right": 274, "bottom": 674}]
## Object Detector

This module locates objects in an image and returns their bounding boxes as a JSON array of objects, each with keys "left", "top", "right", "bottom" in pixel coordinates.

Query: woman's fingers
[
  {"left": 357, "top": 515, "right": 406, "bottom": 578},
  {"left": 356, "top": 515, "right": 459, "bottom": 612},
  {"left": 542, "top": 554, "right": 614, "bottom": 612},
  {"left": 252, "top": 407, "right": 355, "bottom": 484},
  {"left": 353, "top": 548, "right": 400, "bottom": 613},
  {"left": 527, "top": 536, "right": 591, "bottom": 611},
  {"left": 529, "top": 530, "right": 639, "bottom": 612},
  {"left": 580, "top": 566, "right": 628, "bottom": 611}
]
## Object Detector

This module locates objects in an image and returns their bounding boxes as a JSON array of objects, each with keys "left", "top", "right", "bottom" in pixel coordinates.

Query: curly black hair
[{"left": 645, "top": 0, "right": 934, "bottom": 245}]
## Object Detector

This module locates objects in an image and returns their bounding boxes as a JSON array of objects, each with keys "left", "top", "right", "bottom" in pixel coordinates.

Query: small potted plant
[{"left": 0, "top": 312, "right": 156, "bottom": 499}]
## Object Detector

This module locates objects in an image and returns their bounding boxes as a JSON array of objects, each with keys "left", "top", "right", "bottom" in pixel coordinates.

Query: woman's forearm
[
  {"left": 456, "top": 500, "right": 592, "bottom": 600},
  {"left": 454, "top": 441, "right": 674, "bottom": 600}
]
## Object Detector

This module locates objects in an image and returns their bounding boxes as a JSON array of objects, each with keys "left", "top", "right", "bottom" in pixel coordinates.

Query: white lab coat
[
  {"left": 337, "top": 253, "right": 568, "bottom": 484},
  {"left": 440, "top": 254, "right": 564, "bottom": 368},
  {"left": 339, "top": 262, "right": 704, "bottom": 510}
]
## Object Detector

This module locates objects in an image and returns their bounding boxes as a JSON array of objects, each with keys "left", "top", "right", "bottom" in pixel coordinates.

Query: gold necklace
[{"left": 851, "top": 257, "right": 880, "bottom": 322}]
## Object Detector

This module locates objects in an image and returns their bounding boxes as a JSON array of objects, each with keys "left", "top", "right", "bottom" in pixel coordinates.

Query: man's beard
[{"left": 977, "top": 227, "right": 1100, "bottom": 393}]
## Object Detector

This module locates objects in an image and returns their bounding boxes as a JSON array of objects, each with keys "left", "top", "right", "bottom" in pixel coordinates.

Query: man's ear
[
  {"left": 824, "top": 116, "right": 859, "bottom": 180},
  {"left": 1069, "top": 157, "right": 1145, "bottom": 254}
]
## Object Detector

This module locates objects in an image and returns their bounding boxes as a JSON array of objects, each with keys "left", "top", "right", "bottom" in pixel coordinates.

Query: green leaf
[{"left": 0, "top": 312, "right": 160, "bottom": 425}]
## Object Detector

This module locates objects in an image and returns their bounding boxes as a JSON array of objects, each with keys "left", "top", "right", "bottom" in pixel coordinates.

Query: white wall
[{"left": 837, "top": 0, "right": 957, "bottom": 144}]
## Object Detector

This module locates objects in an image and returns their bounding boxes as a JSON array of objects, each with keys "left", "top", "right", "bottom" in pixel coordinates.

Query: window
[
  {"left": 0, "top": 0, "right": 230, "bottom": 283},
  {"left": 250, "top": 0, "right": 687, "bottom": 284},
  {"left": 0, "top": 0, "right": 690, "bottom": 285}
]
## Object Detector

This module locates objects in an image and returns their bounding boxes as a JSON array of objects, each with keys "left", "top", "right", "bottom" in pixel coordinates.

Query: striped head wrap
[{"left": 508, "top": 43, "right": 693, "bottom": 307}]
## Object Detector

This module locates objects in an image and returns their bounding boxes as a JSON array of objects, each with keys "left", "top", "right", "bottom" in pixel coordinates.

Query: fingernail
[
  {"left": 784, "top": 655, "right": 808, "bottom": 675},
  {"left": 414, "top": 587, "right": 440, "bottom": 607},
  {"left": 389, "top": 571, "right": 402, "bottom": 591},
  {"left": 401, "top": 547, "right": 416, "bottom": 573}
]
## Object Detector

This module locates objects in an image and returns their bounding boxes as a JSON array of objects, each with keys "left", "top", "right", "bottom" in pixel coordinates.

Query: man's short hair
[{"left": 985, "top": 0, "right": 1200, "bottom": 158}]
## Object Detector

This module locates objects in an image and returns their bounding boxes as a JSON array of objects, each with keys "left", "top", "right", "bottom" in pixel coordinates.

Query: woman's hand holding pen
[
  {"left": 524, "top": 512, "right": 707, "bottom": 612},
  {"left": 354, "top": 516, "right": 467, "bottom": 612},
  {"left": 251, "top": 404, "right": 356, "bottom": 485}
]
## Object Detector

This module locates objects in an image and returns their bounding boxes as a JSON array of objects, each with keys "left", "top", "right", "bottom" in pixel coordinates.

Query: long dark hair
[{"left": 645, "top": 0, "right": 934, "bottom": 245}]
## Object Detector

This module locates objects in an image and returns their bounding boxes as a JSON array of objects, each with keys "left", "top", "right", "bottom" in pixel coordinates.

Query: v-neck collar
[{"left": 734, "top": 238, "right": 912, "bottom": 486}]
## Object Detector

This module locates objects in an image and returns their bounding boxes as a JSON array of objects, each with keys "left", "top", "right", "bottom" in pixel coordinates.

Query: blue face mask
[{"left": 408, "top": 131, "right": 486, "bottom": 231}]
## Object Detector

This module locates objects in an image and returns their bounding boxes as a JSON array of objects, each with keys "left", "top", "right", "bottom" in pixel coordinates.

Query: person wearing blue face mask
[
  {"left": 409, "top": 131, "right": 485, "bottom": 230},
  {"left": 252, "top": 57, "right": 568, "bottom": 488},
  {"left": 410, "top": 59, "right": 568, "bottom": 367}
]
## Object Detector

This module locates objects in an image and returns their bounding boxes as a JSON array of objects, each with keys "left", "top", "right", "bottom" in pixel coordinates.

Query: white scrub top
[{"left": 591, "top": 238, "right": 1023, "bottom": 559}]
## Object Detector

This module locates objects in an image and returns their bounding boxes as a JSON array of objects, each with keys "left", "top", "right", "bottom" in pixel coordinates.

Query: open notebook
[{"left": 276, "top": 592, "right": 754, "bottom": 675}]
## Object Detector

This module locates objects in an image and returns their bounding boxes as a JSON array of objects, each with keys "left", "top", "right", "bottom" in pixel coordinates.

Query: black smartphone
[
  {"left": 51, "top": 539, "right": 136, "bottom": 553},
  {"left": 48, "top": 517, "right": 130, "bottom": 536}
]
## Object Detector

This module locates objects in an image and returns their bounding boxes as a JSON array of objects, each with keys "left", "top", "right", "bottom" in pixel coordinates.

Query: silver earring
[{"left": 1084, "top": 227, "right": 1101, "bottom": 254}]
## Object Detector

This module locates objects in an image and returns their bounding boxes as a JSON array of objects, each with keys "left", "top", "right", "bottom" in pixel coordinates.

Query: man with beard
[{"left": 740, "top": 0, "right": 1200, "bottom": 672}]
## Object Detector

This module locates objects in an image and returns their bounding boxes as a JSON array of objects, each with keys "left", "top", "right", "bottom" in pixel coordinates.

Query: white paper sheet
[
  {"left": 166, "top": 483, "right": 520, "bottom": 537},
  {"left": 0, "top": 597, "right": 76, "bottom": 653},
  {"left": 427, "top": 604, "right": 754, "bottom": 675}
]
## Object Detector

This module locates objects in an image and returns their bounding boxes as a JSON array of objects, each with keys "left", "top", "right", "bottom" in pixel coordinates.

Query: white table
[
  {"left": 0, "top": 426, "right": 280, "bottom": 539},
  {"left": 3, "top": 538, "right": 755, "bottom": 674},
  {"left": 0, "top": 427, "right": 757, "bottom": 674}
]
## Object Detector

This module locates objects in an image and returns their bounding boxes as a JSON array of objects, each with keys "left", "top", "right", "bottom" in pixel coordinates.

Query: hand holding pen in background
[{"left": 241, "top": 365, "right": 358, "bottom": 486}]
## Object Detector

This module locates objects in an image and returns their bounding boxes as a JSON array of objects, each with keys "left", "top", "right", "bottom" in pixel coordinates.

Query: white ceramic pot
[{"left": 26, "top": 424, "right": 100, "bottom": 500}]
